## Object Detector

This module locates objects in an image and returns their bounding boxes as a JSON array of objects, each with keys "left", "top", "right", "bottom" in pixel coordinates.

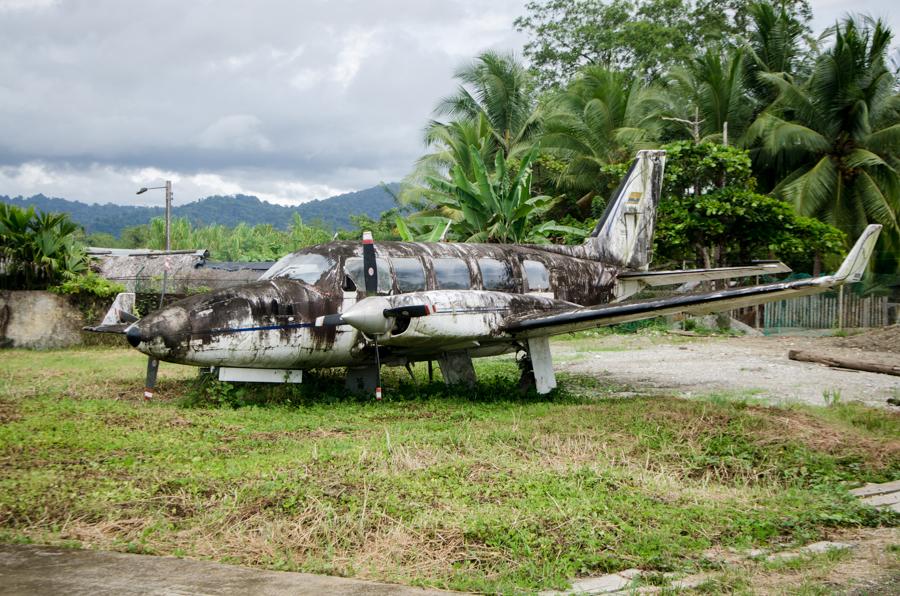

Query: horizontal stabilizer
[
  {"left": 84, "top": 323, "right": 132, "bottom": 334},
  {"left": 84, "top": 292, "right": 137, "bottom": 335},
  {"left": 617, "top": 261, "right": 791, "bottom": 287}
]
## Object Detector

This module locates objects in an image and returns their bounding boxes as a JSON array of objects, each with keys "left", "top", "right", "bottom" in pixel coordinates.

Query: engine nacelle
[{"left": 376, "top": 290, "right": 568, "bottom": 348}]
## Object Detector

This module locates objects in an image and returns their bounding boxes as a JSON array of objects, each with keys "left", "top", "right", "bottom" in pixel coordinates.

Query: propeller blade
[
  {"left": 144, "top": 357, "right": 159, "bottom": 400},
  {"left": 314, "top": 313, "right": 345, "bottom": 327},
  {"left": 382, "top": 304, "right": 434, "bottom": 318},
  {"left": 362, "top": 230, "right": 378, "bottom": 296}
]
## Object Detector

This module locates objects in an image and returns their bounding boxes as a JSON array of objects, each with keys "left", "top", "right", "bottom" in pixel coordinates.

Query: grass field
[{"left": 1, "top": 345, "right": 898, "bottom": 592}]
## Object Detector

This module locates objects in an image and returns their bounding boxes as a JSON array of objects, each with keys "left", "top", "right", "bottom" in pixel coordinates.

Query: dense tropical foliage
[
  {"left": 401, "top": 1, "right": 898, "bottom": 275},
  {"left": 749, "top": 17, "right": 900, "bottom": 267},
  {"left": 129, "top": 213, "right": 332, "bottom": 261},
  {"left": 0, "top": 204, "right": 87, "bottom": 290}
]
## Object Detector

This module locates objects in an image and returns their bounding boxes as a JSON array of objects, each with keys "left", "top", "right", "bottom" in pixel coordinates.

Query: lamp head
[{"left": 136, "top": 187, "right": 148, "bottom": 195}]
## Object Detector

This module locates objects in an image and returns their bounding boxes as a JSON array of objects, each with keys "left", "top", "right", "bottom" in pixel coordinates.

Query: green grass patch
[{"left": 1, "top": 346, "right": 897, "bottom": 592}]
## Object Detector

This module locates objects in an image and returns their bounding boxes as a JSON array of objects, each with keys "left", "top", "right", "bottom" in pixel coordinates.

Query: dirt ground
[
  {"left": 557, "top": 330, "right": 900, "bottom": 408},
  {"left": 835, "top": 324, "right": 900, "bottom": 354}
]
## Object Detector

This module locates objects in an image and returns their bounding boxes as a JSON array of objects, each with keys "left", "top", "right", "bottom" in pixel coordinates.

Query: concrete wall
[{"left": 0, "top": 291, "right": 85, "bottom": 349}]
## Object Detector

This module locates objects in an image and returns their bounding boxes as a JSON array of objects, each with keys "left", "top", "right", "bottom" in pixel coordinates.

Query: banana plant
[{"left": 418, "top": 145, "right": 586, "bottom": 243}]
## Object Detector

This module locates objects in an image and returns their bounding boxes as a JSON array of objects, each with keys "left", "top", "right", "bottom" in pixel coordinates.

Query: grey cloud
[{"left": 0, "top": 0, "right": 528, "bottom": 204}]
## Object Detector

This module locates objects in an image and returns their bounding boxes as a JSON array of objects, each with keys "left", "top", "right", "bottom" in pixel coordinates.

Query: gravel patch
[{"left": 557, "top": 334, "right": 899, "bottom": 407}]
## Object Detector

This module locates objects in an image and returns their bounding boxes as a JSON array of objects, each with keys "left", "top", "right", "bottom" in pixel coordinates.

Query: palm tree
[
  {"left": 401, "top": 52, "right": 544, "bottom": 218},
  {"left": 665, "top": 46, "right": 756, "bottom": 144},
  {"left": 0, "top": 204, "right": 86, "bottom": 289},
  {"left": 541, "top": 66, "right": 665, "bottom": 205},
  {"left": 749, "top": 17, "right": 900, "bottom": 245},
  {"left": 744, "top": 0, "right": 805, "bottom": 104},
  {"left": 433, "top": 50, "right": 541, "bottom": 160}
]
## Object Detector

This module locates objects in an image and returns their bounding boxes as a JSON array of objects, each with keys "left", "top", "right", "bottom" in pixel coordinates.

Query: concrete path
[
  {"left": 0, "top": 545, "right": 457, "bottom": 596},
  {"left": 851, "top": 479, "right": 900, "bottom": 513}
]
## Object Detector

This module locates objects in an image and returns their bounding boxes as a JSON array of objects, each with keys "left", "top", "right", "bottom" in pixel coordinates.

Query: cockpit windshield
[{"left": 259, "top": 253, "right": 334, "bottom": 285}]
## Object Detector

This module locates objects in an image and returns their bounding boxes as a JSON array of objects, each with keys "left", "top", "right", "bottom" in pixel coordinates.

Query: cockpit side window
[
  {"left": 260, "top": 253, "right": 334, "bottom": 285},
  {"left": 391, "top": 258, "right": 426, "bottom": 293},
  {"left": 434, "top": 258, "right": 471, "bottom": 290},
  {"left": 344, "top": 257, "right": 392, "bottom": 294},
  {"left": 478, "top": 258, "right": 517, "bottom": 291},
  {"left": 523, "top": 260, "right": 551, "bottom": 292}
]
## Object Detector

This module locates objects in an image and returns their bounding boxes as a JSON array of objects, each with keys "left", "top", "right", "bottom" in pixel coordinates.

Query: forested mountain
[{"left": 0, "top": 184, "right": 398, "bottom": 235}]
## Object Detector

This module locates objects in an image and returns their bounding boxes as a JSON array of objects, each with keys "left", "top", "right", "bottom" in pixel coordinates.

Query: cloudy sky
[{"left": 0, "top": 0, "right": 895, "bottom": 207}]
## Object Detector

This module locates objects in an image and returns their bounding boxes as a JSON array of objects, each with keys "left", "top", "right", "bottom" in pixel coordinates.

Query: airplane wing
[{"left": 507, "top": 225, "right": 881, "bottom": 339}]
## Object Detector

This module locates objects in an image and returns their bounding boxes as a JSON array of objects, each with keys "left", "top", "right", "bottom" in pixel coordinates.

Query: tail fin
[
  {"left": 586, "top": 150, "right": 666, "bottom": 270},
  {"left": 84, "top": 292, "right": 137, "bottom": 334}
]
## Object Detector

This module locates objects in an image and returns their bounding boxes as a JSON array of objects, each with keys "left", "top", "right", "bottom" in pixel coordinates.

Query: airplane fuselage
[{"left": 127, "top": 240, "right": 623, "bottom": 370}]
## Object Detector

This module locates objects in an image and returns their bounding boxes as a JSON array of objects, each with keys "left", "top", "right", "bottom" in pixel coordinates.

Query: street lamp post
[
  {"left": 136, "top": 180, "right": 173, "bottom": 252},
  {"left": 135, "top": 181, "right": 174, "bottom": 402}
]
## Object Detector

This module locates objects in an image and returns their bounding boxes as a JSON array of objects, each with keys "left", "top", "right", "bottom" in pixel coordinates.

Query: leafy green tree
[
  {"left": 335, "top": 210, "right": 404, "bottom": 242},
  {"left": 119, "top": 224, "right": 150, "bottom": 248},
  {"left": 82, "top": 231, "right": 122, "bottom": 248},
  {"left": 135, "top": 216, "right": 333, "bottom": 261},
  {"left": 654, "top": 141, "right": 846, "bottom": 273},
  {"left": 744, "top": 1, "right": 807, "bottom": 104},
  {"left": 748, "top": 17, "right": 900, "bottom": 259},
  {"left": 404, "top": 115, "right": 497, "bottom": 205},
  {"left": 287, "top": 213, "right": 332, "bottom": 248},
  {"left": 541, "top": 65, "right": 666, "bottom": 206},
  {"left": 433, "top": 51, "right": 541, "bottom": 159},
  {"left": 403, "top": 52, "right": 542, "bottom": 210},
  {"left": 514, "top": 0, "right": 812, "bottom": 88}
]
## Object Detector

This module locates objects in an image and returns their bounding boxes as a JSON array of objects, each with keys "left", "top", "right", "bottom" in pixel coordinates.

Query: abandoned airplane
[{"left": 89, "top": 150, "right": 882, "bottom": 398}]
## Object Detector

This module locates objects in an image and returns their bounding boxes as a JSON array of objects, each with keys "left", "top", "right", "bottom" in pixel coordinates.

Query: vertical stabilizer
[{"left": 586, "top": 150, "right": 666, "bottom": 270}]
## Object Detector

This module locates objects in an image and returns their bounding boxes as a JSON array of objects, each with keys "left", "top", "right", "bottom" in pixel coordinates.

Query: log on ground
[{"left": 787, "top": 350, "right": 900, "bottom": 377}]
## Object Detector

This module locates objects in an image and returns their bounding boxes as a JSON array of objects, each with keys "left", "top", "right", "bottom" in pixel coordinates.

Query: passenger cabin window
[
  {"left": 391, "top": 258, "right": 426, "bottom": 292},
  {"left": 433, "top": 258, "right": 471, "bottom": 290},
  {"left": 478, "top": 258, "right": 517, "bottom": 291},
  {"left": 260, "top": 253, "right": 334, "bottom": 285},
  {"left": 523, "top": 260, "right": 551, "bottom": 292},
  {"left": 344, "top": 257, "right": 392, "bottom": 294}
]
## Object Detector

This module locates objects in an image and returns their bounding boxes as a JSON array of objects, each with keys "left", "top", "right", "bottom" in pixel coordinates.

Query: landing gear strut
[{"left": 519, "top": 337, "right": 557, "bottom": 395}]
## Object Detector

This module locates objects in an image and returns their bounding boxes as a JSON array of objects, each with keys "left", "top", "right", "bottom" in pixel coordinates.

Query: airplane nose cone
[{"left": 126, "top": 324, "right": 142, "bottom": 348}]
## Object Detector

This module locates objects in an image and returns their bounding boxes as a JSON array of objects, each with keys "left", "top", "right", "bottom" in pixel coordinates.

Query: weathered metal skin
[
  {"left": 535, "top": 150, "right": 666, "bottom": 271},
  {"left": 374, "top": 290, "right": 573, "bottom": 349},
  {"left": 125, "top": 240, "right": 617, "bottom": 369}
]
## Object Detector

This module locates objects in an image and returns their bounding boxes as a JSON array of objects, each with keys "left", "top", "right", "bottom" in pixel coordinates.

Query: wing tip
[{"left": 834, "top": 224, "right": 882, "bottom": 283}]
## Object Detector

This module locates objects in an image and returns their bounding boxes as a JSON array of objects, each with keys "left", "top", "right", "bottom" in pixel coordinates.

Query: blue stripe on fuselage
[{"left": 206, "top": 322, "right": 315, "bottom": 335}]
